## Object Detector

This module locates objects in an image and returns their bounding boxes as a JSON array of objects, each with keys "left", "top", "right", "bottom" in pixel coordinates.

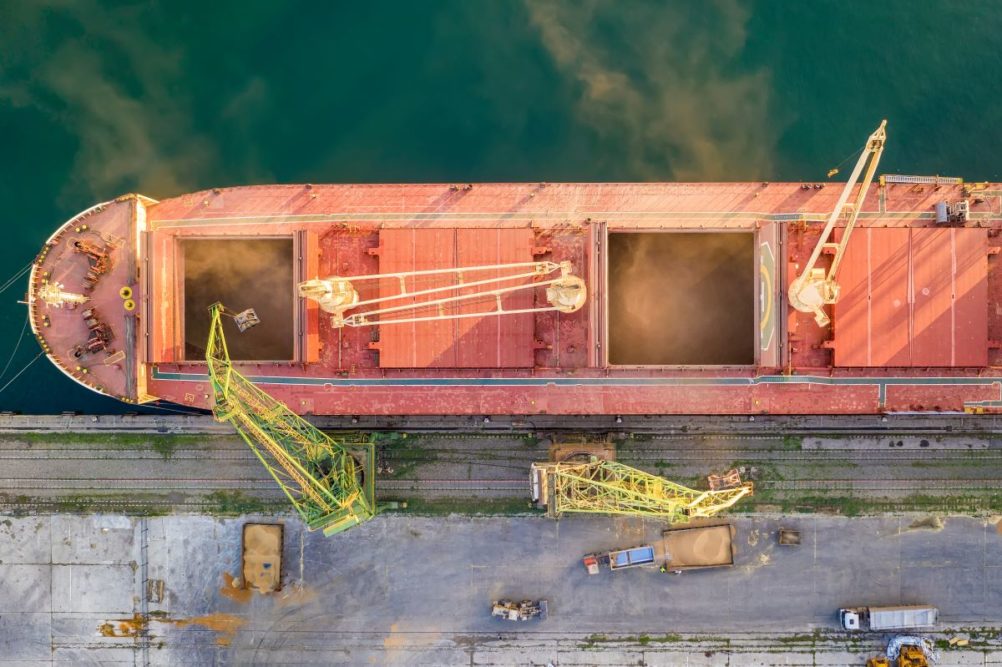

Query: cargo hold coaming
[{"left": 26, "top": 178, "right": 1002, "bottom": 415}]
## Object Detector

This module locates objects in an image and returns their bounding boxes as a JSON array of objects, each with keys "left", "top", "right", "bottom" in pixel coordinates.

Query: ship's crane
[
  {"left": 298, "top": 260, "right": 586, "bottom": 328},
  {"left": 789, "top": 120, "right": 888, "bottom": 327},
  {"left": 530, "top": 459, "right": 753, "bottom": 523},
  {"left": 206, "top": 303, "right": 375, "bottom": 536}
]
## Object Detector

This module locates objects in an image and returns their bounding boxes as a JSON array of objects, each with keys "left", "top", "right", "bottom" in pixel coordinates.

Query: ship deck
[{"left": 28, "top": 181, "right": 1002, "bottom": 415}]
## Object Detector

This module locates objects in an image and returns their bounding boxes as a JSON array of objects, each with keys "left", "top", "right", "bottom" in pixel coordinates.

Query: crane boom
[
  {"left": 299, "top": 260, "right": 586, "bottom": 328},
  {"left": 789, "top": 120, "right": 888, "bottom": 327},
  {"left": 206, "top": 303, "right": 375, "bottom": 536},
  {"left": 530, "top": 460, "right": 753, "bottom": 523}
]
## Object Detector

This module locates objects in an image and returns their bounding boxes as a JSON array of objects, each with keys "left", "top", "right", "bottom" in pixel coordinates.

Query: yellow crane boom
[
  {"left": 298, "top": 260, "right": 586, "bottom": 328},
  {"left": 205, "top": 303, "right": 375, "bottom": 536},
  {"left": 530, "top": 459, "right": 752, "bottom": 523},
  {"left": 789, "top": 120, "right": 888, "bottom": 327}
]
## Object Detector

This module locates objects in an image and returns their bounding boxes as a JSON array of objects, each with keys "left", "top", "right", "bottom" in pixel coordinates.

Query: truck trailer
[
  {"left": 662, "top": 524, "right": 736, "bottom": 572},
  {"left": 840, "top": 605, "right": 938, "bottom": 632},
  {"left": 583, "top": 524, "right": 737, "bottom": 574}
]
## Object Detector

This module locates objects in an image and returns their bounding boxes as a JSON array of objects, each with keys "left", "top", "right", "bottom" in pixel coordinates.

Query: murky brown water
[{"left": 607, "top": 232, "right": 754, "bottom": 365}]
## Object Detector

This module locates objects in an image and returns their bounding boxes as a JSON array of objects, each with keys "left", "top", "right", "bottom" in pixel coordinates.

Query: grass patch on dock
[
  {"left": 384, "top": 496, "right": 540, "bottom": 516},
  {"left": 781, "top": 435, "right": 803, "bottom": 450},
  {"left": 8, "top": 432, "right": 212, "bottom": 446},
  {"left": 3, "top": 432, "right": 229, "bottom": 460},
  {"left": 48, "top": 494, "right": 173, "bottom": 517},
  {"left": 734, "top": 487, "right": 1002, "bottom": 517},
  {"left": 204, "top": 491, "right": 281, "bottom": 515}
]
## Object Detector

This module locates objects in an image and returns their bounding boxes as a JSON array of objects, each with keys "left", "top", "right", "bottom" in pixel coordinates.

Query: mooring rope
[
  {"left": 0, "top": 315, "right": 29, "bottom": 382},
  {"left": 0, "top": 351, "right": 43, "bottom": 396},
  {"left": 0, "top": 262, "right": 32, "bottom": 295}
]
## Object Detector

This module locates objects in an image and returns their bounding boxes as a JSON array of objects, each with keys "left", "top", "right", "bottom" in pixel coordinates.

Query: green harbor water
[{"left": 1, "top": 1, "right": 1000, "bottom": 413}]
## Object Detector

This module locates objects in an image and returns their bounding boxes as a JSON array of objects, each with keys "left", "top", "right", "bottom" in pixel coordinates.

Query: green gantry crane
[{"left": 205, "top": 303, "right": 375, "bottom": 536}]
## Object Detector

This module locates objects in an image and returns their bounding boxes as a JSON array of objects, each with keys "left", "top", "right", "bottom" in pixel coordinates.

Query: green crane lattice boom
[
  {"left": 531, "top": 460, "right": 752, "bottom": 523},
  {"left": 205, "top": 303, "right": 375, "bottom": 536}
]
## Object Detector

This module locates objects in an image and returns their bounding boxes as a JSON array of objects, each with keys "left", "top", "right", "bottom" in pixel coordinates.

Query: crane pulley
[
  {"left": 789, "top": 120, "right": 888, "bottom": 327},
  {"left": 298, "top": 260, "right": 586, "bottom": 328}
]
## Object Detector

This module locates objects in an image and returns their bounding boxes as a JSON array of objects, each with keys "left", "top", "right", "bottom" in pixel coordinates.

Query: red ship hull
[{"left": 28, "top": 180, "right": 1002, "bottom": 415}]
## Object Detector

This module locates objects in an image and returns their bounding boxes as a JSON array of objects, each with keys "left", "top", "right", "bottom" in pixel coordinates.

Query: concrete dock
[{"left": 3, "top": 513, "right": 1002, "bottom": 665}]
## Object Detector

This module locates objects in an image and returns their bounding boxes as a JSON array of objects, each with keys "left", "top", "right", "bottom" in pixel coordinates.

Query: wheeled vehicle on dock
[{"left": 491, "top": 599, "right": 548, "bottom": 621}]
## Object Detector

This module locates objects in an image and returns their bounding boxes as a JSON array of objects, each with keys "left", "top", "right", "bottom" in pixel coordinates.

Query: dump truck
[
  {"left": 491, "top": 599, "right": 548, "bottom": 621},
  {"left": 584, "top": 524, "right": 736, "bottom": 574},
  {"left": 583, "top": 545, "right": 656, "bottom": 574},
  {"left": 839, "top": 605, "right": 938, "bottom": 632},
  {"left": 662, "top": 524, "right": 736, "bottom": 572}
]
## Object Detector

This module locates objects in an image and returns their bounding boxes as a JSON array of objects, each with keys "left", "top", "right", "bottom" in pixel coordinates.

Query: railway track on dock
[
  {"left": 2, "top": 430, "right": 1001, "bottom": 515},
  {"left": 4, "top": 475, "right": 997, "bottom": 495}
]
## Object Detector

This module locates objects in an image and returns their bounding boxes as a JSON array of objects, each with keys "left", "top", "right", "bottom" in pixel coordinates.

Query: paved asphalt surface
[{"left": 3, "top": 512, "right": 1002, "bottom": 665}]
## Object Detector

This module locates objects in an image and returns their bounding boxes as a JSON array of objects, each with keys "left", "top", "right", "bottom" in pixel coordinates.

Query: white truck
[{"left": 839, "top": 605, "right": 938, "bottom": 632}]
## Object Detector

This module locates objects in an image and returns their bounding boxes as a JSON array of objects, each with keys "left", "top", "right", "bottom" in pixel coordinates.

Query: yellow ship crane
[
  {"left": 530, "top": 460, "right": 753, "bottom": 523},
  {"left": 789, "top": 120, "right": 888, "bottom": 327},
  {"left": 206, "top": 303, "right": 375, "bottom": 536},
  {"left": 298, "top": 260, "right": 586, "bottom": 328}
]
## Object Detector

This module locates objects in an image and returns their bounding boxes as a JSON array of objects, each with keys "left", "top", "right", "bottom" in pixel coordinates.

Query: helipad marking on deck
[{"left": 759, "top": 241, "right": 775, "bottom": 352}]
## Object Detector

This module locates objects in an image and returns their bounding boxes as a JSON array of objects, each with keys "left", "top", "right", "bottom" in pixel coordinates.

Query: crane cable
[
  {"left": 0, "top": 351, "right": 44, "bottom": 396},
  {"left": 827, "top": 145, "right": 865, "bottom": 179},
  {"left": 0, "top": 316, "right": 29, "bottom": 382}
]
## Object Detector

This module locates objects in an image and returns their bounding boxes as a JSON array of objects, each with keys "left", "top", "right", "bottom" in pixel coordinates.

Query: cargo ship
[{"left": 26, "top": 124, "right": 1002, "bottom": 415}]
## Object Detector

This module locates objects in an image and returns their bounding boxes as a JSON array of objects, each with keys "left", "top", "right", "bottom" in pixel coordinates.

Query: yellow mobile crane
[
  {"left": 205, "top": 303, "right": 375, "bottom": 536},
  {"left": 530, "top": 459, "right": 753, "bottom": 523},
  {"left": 789, "top": 120, "right": 888, "bottom": 327}
]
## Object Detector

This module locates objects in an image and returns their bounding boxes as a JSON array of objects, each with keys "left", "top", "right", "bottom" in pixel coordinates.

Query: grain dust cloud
[
  {"left": 0, "top": 2, "right": 276, "bottom": 202},
  {"left": 526, "top": 0, "right": 781, "bottom": 180},
  {"left": 608, "top": 233, "right": 754, "bottom": 365},
  {"left": 183, "top": 239, "right": 294, "bottom": 361}
]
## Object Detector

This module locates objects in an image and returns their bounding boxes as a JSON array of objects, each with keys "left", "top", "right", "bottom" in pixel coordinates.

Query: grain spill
[
  {"left": 220, "top": 571, "right": 253, "bottom": 604},
  {"left": 98, "top": 611, "right": 246, "bottom": 647}
]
